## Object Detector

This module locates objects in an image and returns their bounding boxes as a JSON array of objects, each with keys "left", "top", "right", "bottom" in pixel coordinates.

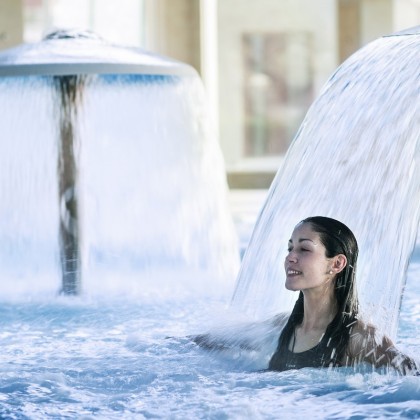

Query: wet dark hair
[{"left": 269, "top": 216, "right": 359, "bottom": 368}]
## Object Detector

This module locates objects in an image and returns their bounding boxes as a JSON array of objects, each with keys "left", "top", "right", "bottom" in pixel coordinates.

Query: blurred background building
[{"left": 1, "top": 0, "right": 420, "bottom": 188}]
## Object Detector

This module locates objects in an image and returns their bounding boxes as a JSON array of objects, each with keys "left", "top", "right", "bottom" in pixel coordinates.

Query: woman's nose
[{"left": 286, "top": 251, "right": 297, "bottom": 262}]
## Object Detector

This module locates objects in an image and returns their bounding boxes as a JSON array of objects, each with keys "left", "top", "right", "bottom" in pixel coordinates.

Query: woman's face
[{"left": 284, "top": 222, "right": 335, "bottom": 292}]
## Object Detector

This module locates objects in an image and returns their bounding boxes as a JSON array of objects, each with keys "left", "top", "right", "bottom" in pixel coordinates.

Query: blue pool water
[{"left": 0, "top": 192, "right": 418, "bottom": 419}]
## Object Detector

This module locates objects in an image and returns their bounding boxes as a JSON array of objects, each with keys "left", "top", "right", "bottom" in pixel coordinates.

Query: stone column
[
  {"left": 338, "top": 0, "right": 361, "bottom": 63},
  {"left": 143, "top": 0, "right": 201, "bottom": 73},
  {"left": 338, "top": 0, "right": 394, "bottom": 63}
]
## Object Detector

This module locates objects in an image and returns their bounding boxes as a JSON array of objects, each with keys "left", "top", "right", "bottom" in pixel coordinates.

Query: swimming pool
[
  {"left": 0, "top": 196, "right": 418, "bottom": 419},
  {"left": 0, "top": 28, "right": 419, "bottom": 419}
]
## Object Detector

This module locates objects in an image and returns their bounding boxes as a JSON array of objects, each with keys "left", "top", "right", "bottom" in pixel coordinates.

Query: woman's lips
[{"left": 286, "top": 269, "right": 302, "bottom": 276}]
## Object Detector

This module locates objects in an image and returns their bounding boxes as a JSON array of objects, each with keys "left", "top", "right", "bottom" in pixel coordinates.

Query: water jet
[{"left": 232, "top": 26, "right": 420, "bottom": 340}]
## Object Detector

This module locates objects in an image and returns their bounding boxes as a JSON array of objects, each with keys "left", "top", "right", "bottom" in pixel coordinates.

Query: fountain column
[{"left": 54, "top": 75, "right": 86, "bottom": 295}]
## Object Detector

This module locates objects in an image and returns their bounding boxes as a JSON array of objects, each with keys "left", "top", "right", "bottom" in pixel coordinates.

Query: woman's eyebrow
[{"left": 288, "top": 238, "right": 315, "bottom": 244}]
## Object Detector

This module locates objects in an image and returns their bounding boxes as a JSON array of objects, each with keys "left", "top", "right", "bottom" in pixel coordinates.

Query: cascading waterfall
[
  {"left": 231, "top": 27, "right": 420, "bottom": 340},
  {"left": 0, "top": 31, "right": 239, "bottom": 297}
]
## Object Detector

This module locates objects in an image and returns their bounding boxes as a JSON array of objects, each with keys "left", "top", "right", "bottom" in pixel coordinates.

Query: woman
[
  {"left": 193, "top": 216, "right": 418, "bottom": 374},
  {"left": 268, "top": 216, "right": 418, "bottom": 374}
]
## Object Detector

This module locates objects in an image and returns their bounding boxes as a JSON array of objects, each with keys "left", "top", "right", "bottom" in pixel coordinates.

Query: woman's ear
[{"left": 334, "top": 254, "right": 347, "bottom": 273}]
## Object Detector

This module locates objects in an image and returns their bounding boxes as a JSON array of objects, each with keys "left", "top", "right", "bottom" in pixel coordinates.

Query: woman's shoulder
[
  {"left": 346, "top": 319, "right": 419, "bottom": 374},
  {"left": 345, "top": 318, "right": 396, "bottom": 365},
  {"left": 350, "top": 319, "right": 377, "bottom": 336},
  {"left": 350, "top": 319, "right": 392, "bottom": 342}
]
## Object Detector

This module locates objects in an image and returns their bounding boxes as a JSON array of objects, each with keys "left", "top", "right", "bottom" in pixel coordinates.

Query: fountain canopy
[{"left": 0, "top": 29, "right": 196, "bottom": 77}]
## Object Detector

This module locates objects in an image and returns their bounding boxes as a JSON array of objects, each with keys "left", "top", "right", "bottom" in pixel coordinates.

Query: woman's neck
[{"left": 300, "top": 286, "right": 337, "bottom": 333}]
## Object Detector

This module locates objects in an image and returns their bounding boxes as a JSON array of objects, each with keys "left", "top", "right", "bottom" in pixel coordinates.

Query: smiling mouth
[{"left": 287, "top": 270, "right": 302, "bottom": 276}]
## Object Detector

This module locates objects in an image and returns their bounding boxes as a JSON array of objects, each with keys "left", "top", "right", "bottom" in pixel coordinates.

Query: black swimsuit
[{"left": 269, "top": 331, "right": 339, "bottom": 371}]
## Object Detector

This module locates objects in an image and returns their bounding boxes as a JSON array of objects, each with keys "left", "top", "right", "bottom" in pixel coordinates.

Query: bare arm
[{"left": 346, "top": 321, "right": 419, "bottom": 375}]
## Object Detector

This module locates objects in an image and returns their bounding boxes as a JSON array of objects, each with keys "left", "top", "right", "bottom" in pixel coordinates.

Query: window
[{"left": 243, "top": 32, "right": 313, "bottom": 157}]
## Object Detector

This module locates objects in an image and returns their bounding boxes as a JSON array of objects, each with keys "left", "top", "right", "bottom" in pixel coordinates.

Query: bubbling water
[{"left": 231, "top": 30, "right": 420, "bottom": 339}]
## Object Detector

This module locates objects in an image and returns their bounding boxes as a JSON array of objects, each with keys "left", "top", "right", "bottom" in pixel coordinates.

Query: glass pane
[{"left": 243, "top": 32, "right": 314, "bottom": 157}]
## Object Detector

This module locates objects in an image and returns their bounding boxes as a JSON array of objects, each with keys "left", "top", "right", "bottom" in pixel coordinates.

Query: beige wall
[
  {"left": 338, "top": 0, "right": 393, "bottom": 62},
  {"left": 217, "top": 0, "right": 338, "bottom": 167},
  {"left": 393, "top": 0, "right": 420, "bottom": 30},
  {"left": 360, "top": 0, "right": 393, "bottom": 44},
  {"left": 3, "top": 0, "right": 419, "bottom": 184},
  {"left": 24, "top": 0, "right": 144, "bottom": 46},
  {"left": 339, "top": 0, "right": 420, "bottom": 62},
  {"left": 0, "top": 0, "right": 23, "bottom": 50},
  {"left": 218, "top": 0, "right": 420, "bottom": 172},
  {"left": 338, "top": 0, "right": 360, "bottom": 62},
  {"left": 144, "top": 0, "right": 201, "bottom": 73}
]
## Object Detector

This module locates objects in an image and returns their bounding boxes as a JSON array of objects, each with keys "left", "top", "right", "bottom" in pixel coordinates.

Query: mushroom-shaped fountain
[{"left": 0, "top": 30, "right": 239, "bottom": 297}]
